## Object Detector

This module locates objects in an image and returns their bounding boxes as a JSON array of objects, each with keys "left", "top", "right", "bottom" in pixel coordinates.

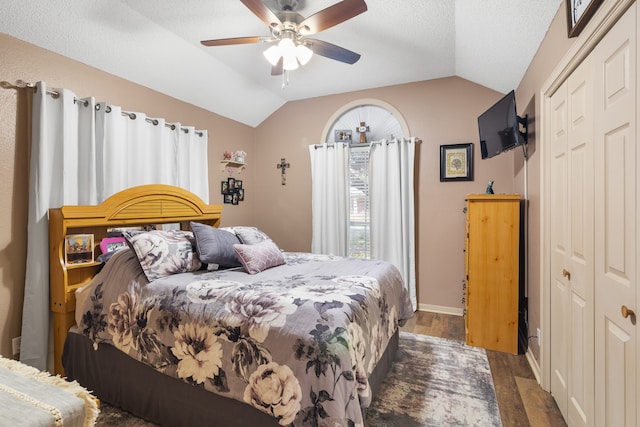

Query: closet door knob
[
  {"left": 562, "top": 269, "right": 571, "bottom": 280},
  {"left": 621, "top": 305, "right": 635, "bottom": 319}
]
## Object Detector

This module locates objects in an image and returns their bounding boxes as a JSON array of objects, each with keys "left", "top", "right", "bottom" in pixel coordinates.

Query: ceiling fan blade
[
  {"left": 271, "top": 58, "right": 284, "bottom": 76},
  {"left": 298, "top": 0, "right": 367, "bottom": 35},
  {"left": 306, "top": 39, "right": 361, "bottom": 64},
  {"left": 201, "top": 36, "right": 263, "bottom": 46},
  {"left": 240, "top": 0, "right": 282, "bottom": 28}
]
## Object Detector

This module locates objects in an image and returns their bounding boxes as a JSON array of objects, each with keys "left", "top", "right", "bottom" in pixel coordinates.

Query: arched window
[
  {"left": 321, "top": 98, "right": 410, "bottom": 144},
  {"left": 311, "top": 99, "right": 417, "bottom": 309}
]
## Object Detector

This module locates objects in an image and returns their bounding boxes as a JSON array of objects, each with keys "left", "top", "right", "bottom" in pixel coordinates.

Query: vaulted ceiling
[{"left": 1, "top": 0, "right": 562, "bottom": 127}]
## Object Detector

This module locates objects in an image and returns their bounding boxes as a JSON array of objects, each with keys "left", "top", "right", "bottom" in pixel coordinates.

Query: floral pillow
[
  {"left": 233, "top": 240, "right": 285, "bottom": 274},
  {"left": 190, "top": 221, "right": 241, "bottom": 268},
  {"left": 222, "top": 226, "right": 272, "bottom": 245},
  {"left": 124, "top": 230, "right": 201, "bottom": 281}
]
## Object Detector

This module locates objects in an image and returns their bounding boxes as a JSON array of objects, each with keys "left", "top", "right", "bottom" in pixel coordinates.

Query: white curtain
[
  {"left": 369, "top": 137, "right": 417, "bottom": 310},
  {"left": 95, "top": 105, "right": 209, "bottom": 203},
  {"left": 20, "top": 81, "right": 209, "bottom": 370},
  {"left": 309, "top": 143, "right": 350, "bottom": 255}
]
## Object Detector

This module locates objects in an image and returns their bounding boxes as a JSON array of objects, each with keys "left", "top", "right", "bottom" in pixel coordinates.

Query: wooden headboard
[{"left": 49, "top": 184, "right": 222, "bottom": 374}]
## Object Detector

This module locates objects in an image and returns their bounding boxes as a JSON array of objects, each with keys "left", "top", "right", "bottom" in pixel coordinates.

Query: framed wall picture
[
  {"left": 65, "top": 234, "right": 94, "bottom": 265},
  {"left": 440, "top": 143, "right": 474, "bottom": 182},
  {"left": 227, "top": 177, "right": 236, "bottom": 190},
  {"left": 565, "top": 0, "right": 603, "bottom": 38}
]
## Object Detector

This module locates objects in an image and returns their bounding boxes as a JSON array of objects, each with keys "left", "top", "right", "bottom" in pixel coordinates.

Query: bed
[{"left": 50, "top": 185, "right": 414, "bottom": 427}]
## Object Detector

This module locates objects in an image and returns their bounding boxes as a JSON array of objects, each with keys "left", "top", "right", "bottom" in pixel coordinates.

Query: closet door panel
[
  {"left": 549, "top": 53, "right": 595, "bottom": 427},
  {"left": 566, "top": 55, "right": 595, "bottom": 427},
  {"left": 549, "top": 82, "right": 570, "bottom": 420},
  {"left": 593, "top": 4, "right": 637, "bottom": 426}
]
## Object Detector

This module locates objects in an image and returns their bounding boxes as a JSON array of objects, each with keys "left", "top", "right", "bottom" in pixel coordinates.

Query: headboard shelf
[{"left": 49, "top": 184, "right": 222, "bottom": 374}]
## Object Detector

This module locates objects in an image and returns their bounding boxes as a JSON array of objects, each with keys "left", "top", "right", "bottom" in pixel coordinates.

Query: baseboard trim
[
  {"left": 525, "top": 347, "right": 541, "bottom": 384},
  {"left": 417, "top": 304, "right": 464, "bottom": 316}
]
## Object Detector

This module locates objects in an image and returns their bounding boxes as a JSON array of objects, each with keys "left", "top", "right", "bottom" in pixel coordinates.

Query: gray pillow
[
  {"left": 190, "top": 222, "right": 242, "bottom": 267},
  {"left": 223, "top": 226, "right": 272, "bottom": 245}
]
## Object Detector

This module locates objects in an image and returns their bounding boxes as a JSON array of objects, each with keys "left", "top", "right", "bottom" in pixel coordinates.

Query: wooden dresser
[{"left": 464, "top": 194, "right": 521, "bottom": 354}]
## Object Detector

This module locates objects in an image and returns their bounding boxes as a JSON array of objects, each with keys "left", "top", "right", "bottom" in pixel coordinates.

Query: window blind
[{"left": 348, "top": 146, "right": 370, "bottom": 258}]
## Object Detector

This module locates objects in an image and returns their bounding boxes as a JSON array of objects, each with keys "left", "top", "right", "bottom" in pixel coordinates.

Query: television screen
[{"left": 478, "top": 90, "right": 526, "bottom": 159}]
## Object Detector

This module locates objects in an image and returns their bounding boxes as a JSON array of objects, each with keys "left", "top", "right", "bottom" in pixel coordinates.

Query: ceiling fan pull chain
[{"left": 282, "top": 70, "right": 290, "bottom": 90}]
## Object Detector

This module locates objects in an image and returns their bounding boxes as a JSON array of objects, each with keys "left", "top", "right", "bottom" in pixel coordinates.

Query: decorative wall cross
[
  {"left": 357, "top": 121, "right": 370, "bottom": 144},
  {"left": 277, "top": 158, "right": 290, "bottom": 185}
]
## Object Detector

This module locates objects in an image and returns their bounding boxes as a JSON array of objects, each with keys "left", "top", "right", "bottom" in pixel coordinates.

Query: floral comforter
[{"left": 76, "top": 249, "right": 414, "bottom": 426}]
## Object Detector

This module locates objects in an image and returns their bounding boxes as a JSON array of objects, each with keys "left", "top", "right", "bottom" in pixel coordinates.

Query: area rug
[
  {"left": 95, "top": 332, "right": 501, "bottom": 426},
  {"left": 365, "top": 332, "right": 501, "bottom": 426}
]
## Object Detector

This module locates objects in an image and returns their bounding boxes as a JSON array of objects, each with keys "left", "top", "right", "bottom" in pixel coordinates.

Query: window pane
[{"left": 349, "top": 147, "right": 370, "bottom": 258}]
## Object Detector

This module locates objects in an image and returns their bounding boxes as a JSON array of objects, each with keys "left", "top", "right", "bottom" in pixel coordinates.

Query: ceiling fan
[{"left": 201, "top": 0, "right": 367, "bottom": 76}]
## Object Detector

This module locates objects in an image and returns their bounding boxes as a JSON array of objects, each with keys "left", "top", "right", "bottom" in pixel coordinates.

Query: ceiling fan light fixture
[
  {"left": 283, "top": 53, "right": 299, "bottom": 71},
  {"left": 263, "top": 45, "right": 282, "bottom": 66},
  {"left": 278, "top": 37, "right": 296, "bottom": 56},
  {"left": 202, "top": 0, "right": 367, "bottom": 76},
  {"left": 295, "top": 44, "right": 313, "bottom": 65}
]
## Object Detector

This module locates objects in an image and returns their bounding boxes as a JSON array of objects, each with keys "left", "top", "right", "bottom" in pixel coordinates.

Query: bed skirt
[
  {"left": 63, "top": 328, "right": 399, "bottom": 427},
  {"left": 0, "top": 355, "right": 99, "bottom": 427}
]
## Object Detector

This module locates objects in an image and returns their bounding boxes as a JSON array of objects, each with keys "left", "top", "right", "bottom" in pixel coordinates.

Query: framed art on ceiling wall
[
  {"left": 565, "top": 0, "right": 603, "bottom": 38},
  {"left": 440, "top": 143, "right": 474, "bottom": 182}
]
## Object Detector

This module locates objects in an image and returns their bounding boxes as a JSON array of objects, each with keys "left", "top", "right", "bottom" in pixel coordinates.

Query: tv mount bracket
[
  {"left": 517, "top": 114, "right": 529, "bottom": 159},
  {"left": 517, "top": 114, "right": 528, "bottom": 144}
]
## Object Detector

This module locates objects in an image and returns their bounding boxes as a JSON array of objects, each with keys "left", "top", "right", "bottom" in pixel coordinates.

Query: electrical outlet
[
  {"left": 12, "top": 336, "right": 21, "bottom": 355},
  {"left": 536, "top": 328, "right": 541, "bottom": 347}
]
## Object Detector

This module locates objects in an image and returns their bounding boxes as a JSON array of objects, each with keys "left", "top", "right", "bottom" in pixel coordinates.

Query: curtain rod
[
  {"left": 313, "top": 138, "right": 422, "bottom": 149},
  {"left": 12, "top": 80, "right": 204, "bottom": 136}
]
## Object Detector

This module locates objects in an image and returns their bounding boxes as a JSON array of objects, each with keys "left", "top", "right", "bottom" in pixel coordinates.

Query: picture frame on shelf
[
  {"left": 440, "top": 143, "right": 474, "bottom": 182},
  {"left": 565, "top": 0, "right": 603, "bottom": 38},
  {"left": 334, "top": 129, "right": 352, "bottom": 142},
  {"left": 99, "top": 237, "right": 126, "bottom": 254},
  {"left": 65, "top": 234, "right": 94, "bottom": 265}
]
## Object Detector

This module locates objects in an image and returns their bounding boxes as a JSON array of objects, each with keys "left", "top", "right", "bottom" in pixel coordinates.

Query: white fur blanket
[{"left": 0, "top": 356, "right": 99, "bottom": 426}]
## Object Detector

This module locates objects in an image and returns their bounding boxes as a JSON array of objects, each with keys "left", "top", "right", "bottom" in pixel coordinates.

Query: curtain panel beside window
[
  {"left": 309, "top": 137, "right": 417, "bottom": 311},
  {"left": 20, "top": 81, "right": 209, "bottom": 370}
]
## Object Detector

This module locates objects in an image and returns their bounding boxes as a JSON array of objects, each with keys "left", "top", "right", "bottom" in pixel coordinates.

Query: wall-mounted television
[{"left": 478, "top": 90, "right": 528, "bottom": 159}]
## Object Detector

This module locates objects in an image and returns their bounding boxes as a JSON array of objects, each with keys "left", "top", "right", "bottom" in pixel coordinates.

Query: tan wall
[
  {"left": 0, "top": 33, "right": 254, "bottom": 358},
  {"left": 514, "top": 7, "right": 577, "bottom": 362},
  {"left": 253, "top": 77, "right": 516, "bottom": 311}
]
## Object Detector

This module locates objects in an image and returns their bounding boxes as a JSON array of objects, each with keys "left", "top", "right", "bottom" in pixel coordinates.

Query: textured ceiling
[{"left": 1, "top": 0, "right": 561, "bottom": 127}]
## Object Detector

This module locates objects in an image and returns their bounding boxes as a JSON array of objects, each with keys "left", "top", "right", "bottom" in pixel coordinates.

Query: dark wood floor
[{"left": 400, "top": 311, "right": 567, "bottom": 427}]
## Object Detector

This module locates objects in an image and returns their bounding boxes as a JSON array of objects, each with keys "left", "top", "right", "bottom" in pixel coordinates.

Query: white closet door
[
  {"left": 549, "top": 80, "right": 570, "bottom": 420},
  {"left": 549, "top": 52, "right": 595, "bottom": 427},
  {"left": 593, "top": 4, "right": 637, "bottom": 426},
  {"left": 565, "top": 53, "right": 595, "bottom": 427}
]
